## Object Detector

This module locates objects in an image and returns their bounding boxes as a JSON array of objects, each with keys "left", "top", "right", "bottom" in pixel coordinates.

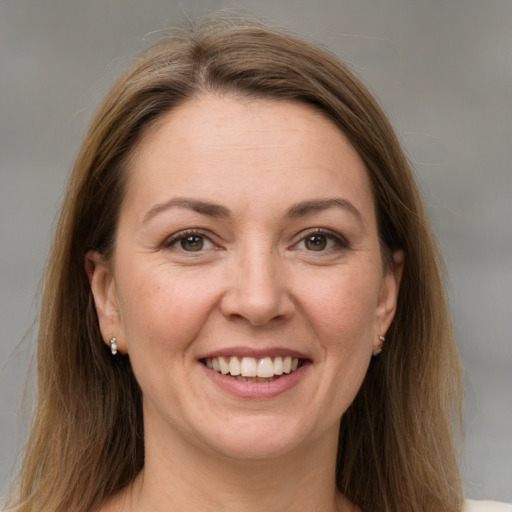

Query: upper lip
[{"left": 198, "top": 346, "right": 311, "bottom": 360}]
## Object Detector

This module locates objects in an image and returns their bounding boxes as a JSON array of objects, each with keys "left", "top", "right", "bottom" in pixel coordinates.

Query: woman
[{"left": 4, "top": 17, "right": 510, "bottom": 512}]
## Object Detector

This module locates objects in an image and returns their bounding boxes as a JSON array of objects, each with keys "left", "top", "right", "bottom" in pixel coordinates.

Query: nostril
[{"left": 220, "top": 290, "right": 295, "bottom": 326}]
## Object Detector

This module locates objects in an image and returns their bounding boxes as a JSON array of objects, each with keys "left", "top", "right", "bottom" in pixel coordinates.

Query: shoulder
[{"left": 465, "top": 500, "right": 512, "bottom": 512}]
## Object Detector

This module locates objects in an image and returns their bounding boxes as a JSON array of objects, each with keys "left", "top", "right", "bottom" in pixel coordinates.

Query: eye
[
  {"left": 294, "top": 229, "right": 349, "bottom": 252},
  {"left": 304, "top": 234, "right": 329, "bottom": 251},
  {"left": 179, "top": 235, "right": 206, "bottom": 251},
  {"left": 165, "top": 230, "right": 216, "bottom": 252}
]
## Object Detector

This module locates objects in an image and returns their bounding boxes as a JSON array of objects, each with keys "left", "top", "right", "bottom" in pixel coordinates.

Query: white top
[{"left": 465, "top": 500, "right": 512, "bottom": 512}]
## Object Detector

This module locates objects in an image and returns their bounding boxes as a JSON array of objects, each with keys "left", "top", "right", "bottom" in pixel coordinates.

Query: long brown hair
[{"left": 6, "top": 16, "right": 463, "bottom": 512}]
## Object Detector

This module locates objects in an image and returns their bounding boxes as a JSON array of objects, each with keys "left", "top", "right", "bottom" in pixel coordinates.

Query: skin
[{"left": 88, "top": 95, "right": 403, "bottom": 512}]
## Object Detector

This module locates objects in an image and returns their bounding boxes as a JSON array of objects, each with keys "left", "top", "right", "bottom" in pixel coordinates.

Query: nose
[{"left": 220, "top": 245, "right": 295, "bottom": 326}]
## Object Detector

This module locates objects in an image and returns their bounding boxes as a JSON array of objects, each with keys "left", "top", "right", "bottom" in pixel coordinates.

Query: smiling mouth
[{"left": 202, "top": 356, "right": 304, "bottom": 382}]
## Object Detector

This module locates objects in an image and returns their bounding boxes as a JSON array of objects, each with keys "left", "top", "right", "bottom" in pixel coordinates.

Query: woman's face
[{"left": 90, "top": 95, "right": 402, "bottom": 461}]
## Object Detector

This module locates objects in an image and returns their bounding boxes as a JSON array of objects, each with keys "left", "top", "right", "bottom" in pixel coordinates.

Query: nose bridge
[{"left": 221, "top": 236, "right": 293, "bottom": 325}]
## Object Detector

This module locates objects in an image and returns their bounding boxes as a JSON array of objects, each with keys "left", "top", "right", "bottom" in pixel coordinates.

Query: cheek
[
  {"left": 116, "top": 262, "right": 220, "bottom": 351},
  {"left": 299, "top": 267, "right": 380, "bottom": 347},
  {"left": 294, "top": 274, "right": 378, "bottom": 424}
]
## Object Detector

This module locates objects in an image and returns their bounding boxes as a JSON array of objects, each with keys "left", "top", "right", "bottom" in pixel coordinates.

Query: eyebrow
[
  {"left": 143, "top": 198, "right": 231, "bottom": 224},
  {"left": 143, "top": 196, "right": 364, "bottom": 227},
  {"left": 285, "top": 198, "right": 365, "bottom": 226}
]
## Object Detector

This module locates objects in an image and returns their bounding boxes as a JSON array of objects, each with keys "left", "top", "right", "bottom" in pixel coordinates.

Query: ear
[
  {"left": 85, "top": 250, "right": 126, "bottom": 354},
  {"left": 374, "top": 250, "right": 404, "bottom": 350}
]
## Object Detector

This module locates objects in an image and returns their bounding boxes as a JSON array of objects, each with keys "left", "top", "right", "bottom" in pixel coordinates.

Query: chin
[{"left": 196, "top": 413, "right": 331, "bottom": 462}]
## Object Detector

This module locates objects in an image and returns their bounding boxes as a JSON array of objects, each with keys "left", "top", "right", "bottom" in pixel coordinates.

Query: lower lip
[{"left": 200, "top": 362, "right": 310, "bottom": 399}]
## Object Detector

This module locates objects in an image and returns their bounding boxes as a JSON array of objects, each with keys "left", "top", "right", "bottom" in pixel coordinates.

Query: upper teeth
[{"left": 204, "top": 356, "right": 300, "bottom": 378}]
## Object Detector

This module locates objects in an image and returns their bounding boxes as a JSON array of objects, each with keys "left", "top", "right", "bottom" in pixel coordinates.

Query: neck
[{"left": 111, "top": 418, "right": 353, "bottom": 512}]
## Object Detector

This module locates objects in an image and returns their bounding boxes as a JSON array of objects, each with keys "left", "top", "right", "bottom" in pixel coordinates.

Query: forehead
[{"left": 124, "top": 95, "right": 375, "bottom": 224}]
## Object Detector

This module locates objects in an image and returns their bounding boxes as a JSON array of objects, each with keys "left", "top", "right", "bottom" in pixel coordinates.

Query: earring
[
  {"left": 373, "top": 335, "right": 385, "bottom": 356},
  {"left": 109, "top": 337, "right": 118, "bottom": 355}
]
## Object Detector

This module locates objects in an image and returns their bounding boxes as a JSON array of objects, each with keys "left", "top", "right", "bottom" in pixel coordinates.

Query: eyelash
[
  {"left": 163, "top": 228, "right": 349, "bottom": 254},
  {"left": 163, "top": 229, "right": 218, "bottom": 252},
  {"left": 293, "top": 228, "right": 350, "bottom": 253}
]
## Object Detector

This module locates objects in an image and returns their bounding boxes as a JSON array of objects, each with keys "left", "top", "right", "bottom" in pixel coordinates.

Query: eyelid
[
  {"left": 163, "top": 228, "right": 219, "bottom": 251},
  {"left": 161, "top": 227, "right": 349, "bottom": 253},
  {"left": 292, "top": 228, "right": 351, "bottom": 251}
]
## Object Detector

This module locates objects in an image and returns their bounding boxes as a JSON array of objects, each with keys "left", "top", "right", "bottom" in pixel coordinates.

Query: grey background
[{"left": 1, "top": 0, "right": 511, "bottom": 502}]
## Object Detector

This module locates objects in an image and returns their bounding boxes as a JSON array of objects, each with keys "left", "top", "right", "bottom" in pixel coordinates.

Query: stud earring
[
  {"left": 109, "top": 337, "right": 118, "bottom": 355},
  {"left": 373, "top": 335, "right": 385, "bottom": 356}
]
